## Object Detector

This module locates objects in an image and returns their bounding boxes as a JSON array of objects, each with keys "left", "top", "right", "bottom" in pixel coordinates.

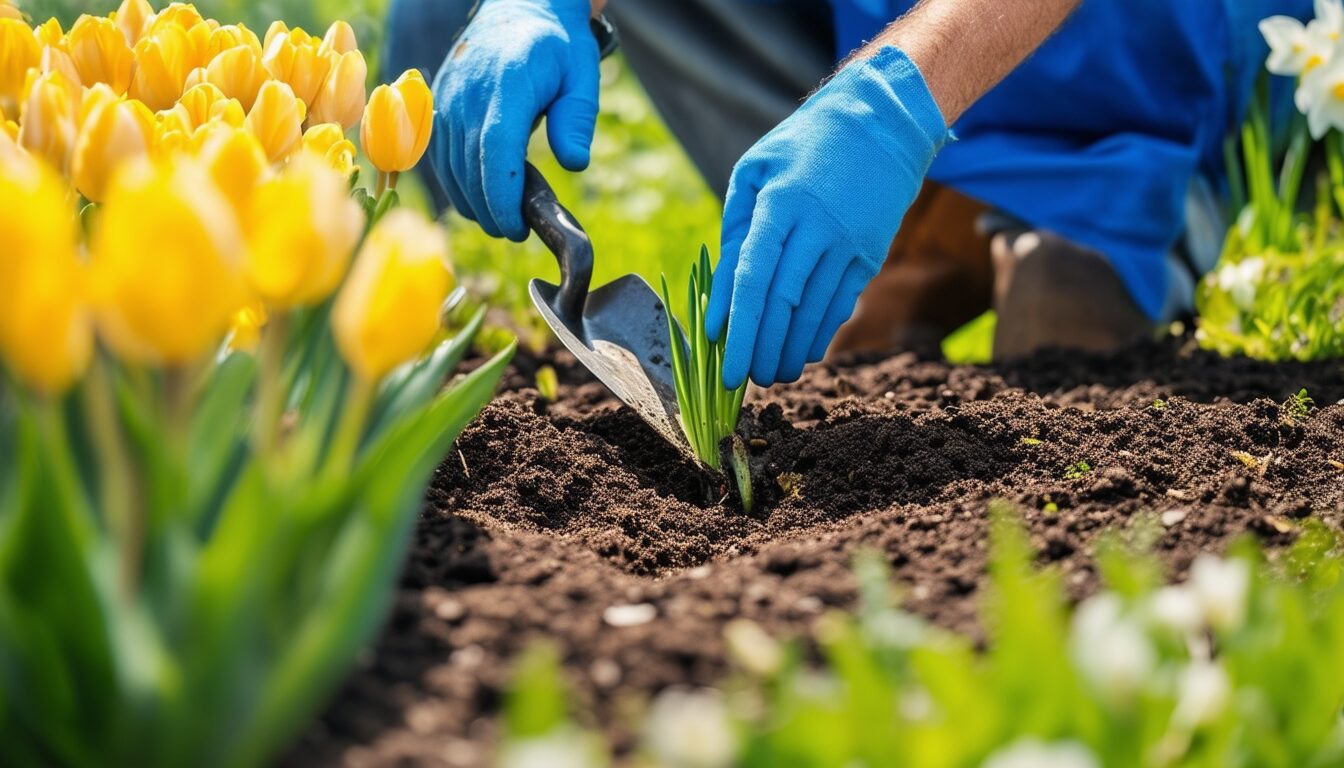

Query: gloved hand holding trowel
[{"left": 389, "top": 0, "right": 1302, "bottom": 391}]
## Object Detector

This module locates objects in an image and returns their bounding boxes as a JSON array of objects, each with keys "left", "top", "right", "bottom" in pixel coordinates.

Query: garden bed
[{"left": 288, "top": 338, "right": 1344, "bottom": 767}]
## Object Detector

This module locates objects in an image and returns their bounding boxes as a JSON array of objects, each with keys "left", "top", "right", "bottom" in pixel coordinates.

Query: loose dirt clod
[{"left": 288, "top": 340, "right": 1344, "bottom": 767}]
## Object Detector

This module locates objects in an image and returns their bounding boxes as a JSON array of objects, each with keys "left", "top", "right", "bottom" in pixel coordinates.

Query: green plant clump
[{"left": 660, "top": 246, "right": 747, "bottom": 471}]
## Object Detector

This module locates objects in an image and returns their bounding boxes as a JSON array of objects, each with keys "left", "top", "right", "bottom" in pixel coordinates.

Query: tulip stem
[
  {"left": 325, "top": 376, "right": 376, "bottom": 476},
  {"left": 388, "top": 171, "right": 400, "bottom": 191},
  {"left": 83, "top": 356, "right": 141, "bottom": 597},
  {"left": 254, "top": 311, "right": 290, "bottom": 457},
  {"left": 374, "top": 170, "right": 388, "bottom": 197}
]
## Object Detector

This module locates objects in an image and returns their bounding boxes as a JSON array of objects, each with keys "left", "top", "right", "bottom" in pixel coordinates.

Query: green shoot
[
  {"left": 1283, "top": 388, "right": 1314, "bottom": 422},
  {"left": 660, "top": 246, "right": 748, "bottom": 471},
  {"left": 1064, "top": 461, "right": 1092, "bottom": 480},
  {"left": 535, "top": 365, "right": 559, "bottom": 402}
]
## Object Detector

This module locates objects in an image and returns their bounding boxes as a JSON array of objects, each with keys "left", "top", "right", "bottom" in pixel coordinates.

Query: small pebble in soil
[
  {"left": 603, "top": 603, "right": 657, "bottom": 627},
  {"left": 590, "top": 658, "right": 622, "bottom": 688},
  {"left": 1161, "top": 508, "right": 1189, "bottom": 527}
]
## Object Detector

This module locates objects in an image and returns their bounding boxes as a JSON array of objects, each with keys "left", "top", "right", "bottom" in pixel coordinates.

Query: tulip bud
[
  {"left": 171, "top": 81, "right": 245, "bottom": 131},
  {"left": 38, "top": 45, "right": 82, "bottom": 87},
  {"left": 0, "top": 18, "right": 40, "bottom": 116},
  {"left": 113, "top": 0, "right": 153, "bottom": 46},
  {"left": 91, "top": 156, "right": 249, "bottom": 365},
  {"left": 0, "top": 0, "right": 20, "bottom": 21},
  {"left": 263, "top": 20, "right": 288, "bottom": 50},
  {"left": 204, "top": 23, "right": 262, "bottom": 61},
  {"left": 245, "top": 78, "right": 305, "bottom": 163},
  {"left": 309, "top": 49, "right": 366, "bottom": 131},
  {"left": 245, "top": 152, "right": 363, "bottom": 308},
  {"left": 150, "top": 3, "right": 207, "bottom": 34},
  {"left": 332, "top": 209, "right": 454, "bottom": 381},
  {"left": 204, "top": 43, "right": 267, "bottom": 111},
  {"left": 360, "top": 69, "right": 433, "bottom": 174},
  {"left": 197, "top": 124, "right": 270, "bottom": 215},
  {"left": 131, "top": 26, "right": 191, "bottom": 110},
  {"left": 301, "top": 121, "right": 357, "bottom": 177},
  {"left": 262, "top": 28, "right": 331, "bottom": 107},
  {"left": 0, "top": 152, "right": 92, "bottom": 394},
  {"left": 319, "top": 20, "right": 358, "bottom": 56},
  {"left": 33, "top": 18, "right": 63, "bottom": 50},
  {"left": 17, "top": 69, "right": 79, "bottom": 173},
  {"left": 68, "top": 15, "right": 135, "bottom": 94},
  {"left": 72, "top": 96, "right": 155, "bottom": 202}
]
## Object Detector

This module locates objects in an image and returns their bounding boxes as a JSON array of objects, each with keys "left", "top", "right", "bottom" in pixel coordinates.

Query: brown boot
[
  {"left": 829, "top": 181, "right": 995, "bottom": 357},
  {"left": 990, "top": 229, "right": 1153, "bottom": 361}
]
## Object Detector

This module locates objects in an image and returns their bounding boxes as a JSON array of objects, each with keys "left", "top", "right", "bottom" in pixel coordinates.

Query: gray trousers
[{"left": 384, "top": 0, "right": 835, "bottom": 202}]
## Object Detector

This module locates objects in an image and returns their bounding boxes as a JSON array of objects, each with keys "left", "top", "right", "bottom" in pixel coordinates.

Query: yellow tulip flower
[
  {"left": 332, "top": 209, "right": 454, "bottom": 381},
  {"left": 149, "top": 3, "right": 207, "bottom": 35},
  {"left": 171, "top": 81, "right": 245, "bottom": 131},
  {"left": 245, "top": 78, "right": 305, "bottom": 163},
  {"left": 263, "top": 20, "right": 289, "bottom": 50},
  {"left": 0, "top": 117, "right": 20, "bottom": 161},
  {"left": 0, "top": 18, "right": 40, "bottom": 116},
  {"left": 309, "top": 49, "right": 366, "bottom": 131},
  {"left": 131, "top": 26, "right": 192, "bottom": 110},
  {"left": 0, "top": 0, "right": 20, "bottom": 21},
  {"left": 33, "top": 18, "right": 63, "bottom": 50},
  {"left": 113, "top": 0, "right": 154, "bottom": 46},
  {"left": 245, "top": 152, "right": 363, "bottom": 308},
  {"left": 0, "top": 153, "right": 92, "bottom": 394},
  {"left": 38, "top": 45, "right": 82, "bottom": 87},
  {"left": 204, "top": 43, "right": 267, "bottom": 111},
  {"left": 319, "top": 20, "right": 358, "bottom": 56},
  {"left": 204, "top": 23, "right": 262, "bottom": 61},
  {"left": 68, "top": 15, "right": 135, "bottom": 94},
  {"left": 301, "top": 121, "right": 357, "bottom": 177},
  {"left": 17, "top": 69, "right": 79, "bottom": 173},
  {"left": 261, "top": 27, "right": 331, "bottom": 107},
  {"left": 72, "top": 96, "right": 155, "bottom": 202},
  {"left": 360, "top": 69, "right": 433, "bottom": 174},
  {"left": 196, "top": 124, "right": 270, "bottom": 215},
  {"left": 91, "top": 156, "right": 249, "bottom": 365}
]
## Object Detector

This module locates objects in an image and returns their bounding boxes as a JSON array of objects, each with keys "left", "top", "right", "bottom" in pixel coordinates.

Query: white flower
[
  {"left": 1172, "top": 660, "right": 1232, "bottom": 729},
  {"left": 1315, "top": 0, "right": 1344, "bottom": 40},
  {"left": 1189, "top": 555, "right": 1250, "bottom": 632},
  {"left": 499, "top": 727, "right": 606, "bottom": 768},
  {"left": 1299, "top": 54, "right": 1344, "bottom": 137},
  {"left": 1215, "top": 257, "right": 1265, "bottom": 312},
  {"left": 1146, "top": 585, "right": 1205, "bottom": 637},
  {"left": 1070, "top": 593, "right": 1156, "bottom": 703},
  {"left": 643, "top": 689, "right": 738, "bottom": 768},
  {"left": 982, "top": 739, "right": 1101, "bottom": 768},
  {"left": 1262, "top": 16, "right": 1331, "bottom": 76}
]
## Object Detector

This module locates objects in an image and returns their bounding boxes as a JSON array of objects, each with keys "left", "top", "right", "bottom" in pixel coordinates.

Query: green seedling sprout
[
  {"left": 535, "top": 365, "right": 559, "bottom": 401},
  {"left": 1283, "top": 388, "right": 1313, "bottom": 422},
  {"left": 660, "top": 246, "right": 748, "bottom": 473},
  {"left": 1064, "top": 460, "right": 1092, "bottom": 480}
]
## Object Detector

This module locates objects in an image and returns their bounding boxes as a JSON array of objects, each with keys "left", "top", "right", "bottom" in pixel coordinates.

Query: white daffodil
[
  {"left": 1262, "top": 16, "right": 1330, "bottom": 76},
  {"left": 1299, "top": 48, "right": 1344, "bottom": 136},
  {"left": 1146, "top": 585, "right": 1205, "bottom": 637},
  {"left": 643, "top": 689, "right": 738, "bottom": 768},
  {"left": 1172, "top": 660, "right": 1232, "bottom": 729},
  {"left": 1314, "top": 0, "right": 1344, "bottom": 41},
  {"left": 1070, "top": 593, "right": 1156, "bottom": 704},
  {"left": 982, "top": 739, "right": 1101, "bottom": 768},
  {"left": 1189, "top": 555, "right": 1251, "bottom": 632},
  {"left": 1215, "top": 257, "right": 1265, "bottom": 312}
]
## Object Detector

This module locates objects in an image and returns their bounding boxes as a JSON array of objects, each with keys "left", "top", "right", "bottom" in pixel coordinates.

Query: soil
[{"left": 285, "top": 339, "right": 1344, "bottom": 767}]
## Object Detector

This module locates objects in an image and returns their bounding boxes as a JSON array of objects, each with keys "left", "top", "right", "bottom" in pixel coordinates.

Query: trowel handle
[{"left": 522, "top": 162, "right": 593, "bottom": 321}]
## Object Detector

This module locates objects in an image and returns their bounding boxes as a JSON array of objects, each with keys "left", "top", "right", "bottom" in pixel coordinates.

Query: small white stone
[
  {"left": 589, "top": 658, "right": 621, "bottom": 688},
  {"left": 1160, "top": 508, "right": 1189, "bottom": 527},
  {"left": 603, "top": 602, "right": 657, "bottom": 627}
]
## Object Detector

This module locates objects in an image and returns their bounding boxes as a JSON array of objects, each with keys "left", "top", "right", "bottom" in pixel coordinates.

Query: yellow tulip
[
  {"left": 332, "top": 208, "right": 454, "bottom": 381},
  {"left": 227, "top": 300, "right": 267, "bottom": 352},
  {"left": 68, "top": 15, "right": 135, "bottom": 94},
  {"left": 204, "top": 23, "right": 262, "bottom": 60},
  {"left": 0, "top": 154, "right": 92, "bottom": 394},
  {"left": 204, "top": 43, "right": 267, "bottom": 111},
  {"left": 0, "top": 117, "right": 19, "bottom": 160},
  {"left": 171, "top": 81, "right": 245, "bottom": 131},
  {"left": 245, "top": 78, "right": 305, "bottom": 163},
  {"left": 360, "top": 69, "right": 433, "bottom": 174},
  {"left": 244, "top": 152, "right": 363, "bottom": 308},
  {"left": 309, "top": 48, "right": 365, "bottom": 131},
  {"left": 149, "top": 3, "right": 207, "bottom": 35},
  {"left": 0, "top": 18, "right": 39, "bottom": 116},
  {"left": 91, "top": 156, "right": 249, "bottom": 365},
  {"left": 261, "top": 27, "right": 331, "bottom": 107},
  {"left": 113, "top": 0, "right": 153, "bottom": 46},
  {"left": 33, "top": 18, "right": 63, "bottom": 50},
  {"left": 0, "top": 1, "right": 20, "bottom": 21},
  {"left": 196, "top": 123, "right": 269, "bottom": 215},
  {"left": 72, "top": 95, "right": 155, "bottom": 202},
  {"left": 17, "top": 69, "right": 79, "bottom": 173},
  {"left": 131, "top": 26, "right": 191, "bottom": 110},
  {"left": 319, "top": 20, "right": 358, "bottom": 56},
  {"left": 38, "top": 45, "right": 82, "bottom": 87},
  {"left": 263, "top": 20, "right": 288, "bottom": 50},
  {"left": 301, "top": 121, "right": 357, "bottom": 176}
]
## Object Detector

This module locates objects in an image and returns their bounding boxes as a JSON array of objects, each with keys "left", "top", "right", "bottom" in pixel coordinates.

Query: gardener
[{"left": 388, "top": 0, "right": 1309, "bottom": 387}]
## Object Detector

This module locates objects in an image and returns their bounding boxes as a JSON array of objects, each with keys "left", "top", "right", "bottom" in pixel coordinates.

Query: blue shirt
[{"left": 828, "top": 0, "right": 1312, "bottom": 319}]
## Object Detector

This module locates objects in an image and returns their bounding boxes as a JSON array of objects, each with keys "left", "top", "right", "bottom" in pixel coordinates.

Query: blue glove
[
  {"left": 706, "top": 47, "right": 949, "bottom": 388},
  {"left": 429, "top": 0, "right": 599, "bottom": 241}
]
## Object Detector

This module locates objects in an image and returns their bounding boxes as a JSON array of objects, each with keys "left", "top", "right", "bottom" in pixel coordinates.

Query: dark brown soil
[{"left": 286, "top": 339, "right": 1344, "bottom": 767}]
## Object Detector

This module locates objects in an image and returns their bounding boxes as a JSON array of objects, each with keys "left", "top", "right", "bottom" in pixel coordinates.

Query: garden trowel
[{"left": 522, "top": 163, "right": 690, "bottom": 455}]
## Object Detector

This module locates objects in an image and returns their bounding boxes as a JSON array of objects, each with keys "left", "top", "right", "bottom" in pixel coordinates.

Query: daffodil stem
[
  {"left": 254, "top": 311, "right": 290, "bottom": 457},
  {"left": 326, "top": 376, "right": 376, "bottom": 476},
  {"left": 83, "top": 356, "right": 141, "bottom": 597}
]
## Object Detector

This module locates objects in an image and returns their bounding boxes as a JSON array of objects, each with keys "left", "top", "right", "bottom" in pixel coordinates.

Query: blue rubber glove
[
  {"left": 429, "top": 0, "right": 599, "bottom": 241},
  {"left": 706, "top": 47, "right": 949, "bottom": 388}
]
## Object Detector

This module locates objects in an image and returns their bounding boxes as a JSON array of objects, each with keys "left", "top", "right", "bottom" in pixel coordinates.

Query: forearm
[{"left": 857, "top": 0, "right": 1081, "bottom": 124}]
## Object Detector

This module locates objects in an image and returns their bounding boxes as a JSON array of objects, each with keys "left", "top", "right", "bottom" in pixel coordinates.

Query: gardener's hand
[
  {"left": 706, "top": 48, "right": 949, "bottom": 388},
  {"left": 429, "top": 0, "right": 599, "bottom": 241}
]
